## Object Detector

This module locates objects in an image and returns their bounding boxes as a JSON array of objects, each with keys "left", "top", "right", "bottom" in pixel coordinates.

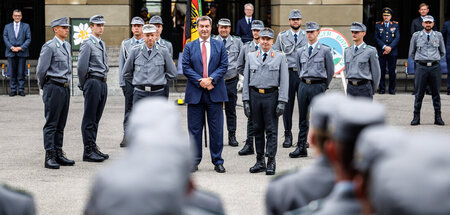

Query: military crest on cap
[
  {"left": 251, "top": 20, "right": 264, "bottom": 30},
  {"left": 149, "top": 15, "right": 163, "bottom": 25},
  {"left": 350, "top": 22, "right": 367, "bottom": 32},
  {"left": 305, "top": 22, "right": 319, "bottom": 31},
  {"left": 382, "top": 7, "right": 392, "bottom": 16},
  {"left": 90, "top": 15, "right": 105, "bottom": 24},
  {"left": 131, "top": 16, "right": 145, "bottom": 25},
  {"left": 218, "top": 18, "right": 231, "bottom": 26},
  {"left": 260, "top": 27, "right": 274, "bottom": 38},
  {"left": 51, "top": 17, "right": 71, "bottom": 28},
  {"left": 289, "top": 9, "right": 302, "bottom": 19},
  {"left": 422, "top": 15, "right": 434, "bottom": 23},
  {"left": 143, "top": 24, "right": 157, "bottom": 34}
]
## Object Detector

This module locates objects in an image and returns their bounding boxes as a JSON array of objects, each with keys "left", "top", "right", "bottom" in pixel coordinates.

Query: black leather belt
[
  {"left": 348, "top": 79, "right": 369, "bottom": 86},
  {"left": 417, "top": 61, "right": 439, "bottom": 67},
  {"left": 289, "top": 68, "right": 298, "bottom": 72},
  {"left": 251, "top": 86, "right": 278, "bottom": 94},
  {"left": 48, "top": 80, "right": 69, "bottom": 88},
  {"left": 225, "top": 75, "right": 238, "bottom": 82},
  {"left": 135, "top": 85, "right": 165, "bottom": 92},
  {"left": 301, "top": 78, "right": 326, "bottom": 85},
  {"left": 88, "top": 75, "right": 107, "bottom": 82}
]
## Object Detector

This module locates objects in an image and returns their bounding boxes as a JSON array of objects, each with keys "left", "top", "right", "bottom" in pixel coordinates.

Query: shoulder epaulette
[
  {"left": 393, "top": 21, "right": 398, "bottom": 24},
  {"left": 376, "top": 21, "right": 382, "bottom": 24},
  {"left": 232, "top": 35, "right": 241, "bottom": 40},
  {"left": 244, "top": 41, "right": 252, "bottom": 45}
]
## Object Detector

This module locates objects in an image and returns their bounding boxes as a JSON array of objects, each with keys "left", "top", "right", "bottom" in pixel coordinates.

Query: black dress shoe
[
  {"left": 214, "top": 164, "right": 226, "bottom": 173},
  {"left": 19, "top": 91, "right": 25, "bottom": 96},
  {"left": 238, "top": 139, "right": 254, "bottom": 156},
  {"left": 447, "top": 91, "right": 450, "bottom": 95},
  {"left": 9, "top": 91, "right": 16, "bottom": 97},
  {"left": 119, "top": 136, "right": 128, "bottom": 147},
  {"left": 435, "top": 113, "right": 445, "bottom": 126},
  {"left": 191, "top": 165, "right": 198, "bottom": 173},
  {"left": 289, "top": 143, "right": 308, "bottom": 158},
  {"left": 93, "top": 145, "right": 109, "bottom": 159},
  {"left": 266, "top": 158, "right": 276, "bottom": 175},
  {"left": 389, "top": 91, "right": 395, "bottom": 95},
  {"left": 282, "top": 131, "right": 292, "bottom": 148},
  {"left": 410, "top": 113, "right": 420, "bottom": 126},
  {"left": 56, "top": 149, "right": 75, "bottom": 166},
  {"left": 45, "top": 150, "right": 60, "bottom": 169},
  {"left": 228, "top": 133, "right": 239, "bottom": 147},
  {"left": 83, "top": 144, "right": 105, "bottom": 162},
  {"left": 249, "top": 158, "right": 266, "bottom": 173}
]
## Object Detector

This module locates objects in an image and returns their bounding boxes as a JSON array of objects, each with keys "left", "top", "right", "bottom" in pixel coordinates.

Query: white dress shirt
[{"left": 199, "top": 37, "right": 211, "bottom": 74}]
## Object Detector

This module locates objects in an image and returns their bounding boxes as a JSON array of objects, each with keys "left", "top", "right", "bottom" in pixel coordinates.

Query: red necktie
[{"left": 202, "top": 40, "right": 208, "bottom": 78}]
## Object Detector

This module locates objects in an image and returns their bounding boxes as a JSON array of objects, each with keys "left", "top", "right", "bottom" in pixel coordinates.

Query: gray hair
[
  {"left": 196, "top": 15, "right": 212, "bottom": 25},
  {"left": 13, "top": 9, "right": 21, "bottom": 13},
  {"left": 244, "top": 3, "right": 254, "bottom": 10}
]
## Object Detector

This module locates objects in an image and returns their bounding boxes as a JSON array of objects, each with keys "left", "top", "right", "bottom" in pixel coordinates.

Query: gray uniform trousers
[
  {"left": 43, "top": 83, "right": 70, "bottom": 151},
  {"left": 81, "top": 78, "right": 107, "bottom": 146}
]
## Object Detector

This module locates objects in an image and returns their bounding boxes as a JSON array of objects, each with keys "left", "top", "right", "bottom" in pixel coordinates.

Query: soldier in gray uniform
[
  {"left": 77, "top": 15, "right": 109, "bottom": 162},
  {"left": 290, "top": 22, "right": 334, "bottom": 158},
  {"left": 273, "top": 9, "right": 307, "bottom": 149},
  {"left": 0, "top": 183, "right": 35, "bottom": 215},
  {"left": 237, "top": 19, "right": 264, "bottom": 156},
  {"left": 118, "top": 16, "right": 144, "bottom": 148},
  {"left": 214, "top": 18, "right": 243, "bottom": 147},
  {"left": 123, "top": 24, "right": 177, "bottom": 104},
  {"left": 149, "top": 15, "right": 174, "bottom": 98},
  {"left": 265, "top": 93, "right": 348, "bottom": 215},
  {"left": 344, "top": 22, "right": 381, "bottom": 100},
  {"left": 36, "top": 17, "right": 75, "bottom": 169},
  {"left": 286, "top": 98, "right": 386, "bottom": 215},
  {"left": 409, "top": 15, "right": 446, "bottom": 126},
  {"left": 371, "top": 132, "right": 450, "bottom": 215},
  {"left": 242, "top": 28, "right": 289, "bottom": 175}
]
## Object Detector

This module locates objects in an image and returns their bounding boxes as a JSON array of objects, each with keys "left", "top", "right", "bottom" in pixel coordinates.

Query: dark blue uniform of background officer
[
  {"left": 374, "top": 8, "right": 400, "bottom": 95},
  {"left": 442, "top": 20, "right": 450, "bottom": 95}
]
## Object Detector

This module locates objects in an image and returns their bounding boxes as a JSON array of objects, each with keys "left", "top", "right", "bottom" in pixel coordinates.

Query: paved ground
[{"left": 1, "top": 87, "right": 450, "bottom": 215}]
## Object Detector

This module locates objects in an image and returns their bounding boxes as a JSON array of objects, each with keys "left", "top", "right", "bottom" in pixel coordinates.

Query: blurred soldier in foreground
[{"left": 0, "top": 183, "right": 35, "bottom": 215}]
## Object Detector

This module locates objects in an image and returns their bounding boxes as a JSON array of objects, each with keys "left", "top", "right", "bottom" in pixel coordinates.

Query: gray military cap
[
  {"left": 130, "top": 16, "right": 145, "bottom": 25},
  {"left": 422, "top": 15, "right": 434, "bottom": 23},
  {"left": 310, "top": 93, "right": 349, "bottom": 131},
  {"left": 260, "top": 28, "right": 274, "bottom": 38},
  {"left": 90, "top": 15, "right": 105, "bottom": 24},
  {"left": 289, "top": 9, "right": 302, "bottom": 19},
  {"left": 331, "top": 98, "right": 385, "bottom": 144},
  {"left": 251, "top": 20, "right": 264, "bottom": 30},
  {"left": 85, "top": 98, "right": 192, "bottom": 215},
  {"left": 50, "top": 17, "right": 71, "bottom": 28},
  {"left": 350, "top": 22, "right": 366, "bottom": 32},
  {"left": 353, "top": 125, "right": 408, "bottom": 173},
  {"left": 142, "top": 24, "right": 157, "bottom": 34},
  {"left": 218, "top": 18, "right": 231, "bottom": 27},
  {"left": 149, "top": 15, "right": 163, "bottom": 25},
  {"left": 305, "top": 21, "right": 320, "bottom": 32},
  {"left": 370, "top": 132, "right": 450, "bottom": 215}
]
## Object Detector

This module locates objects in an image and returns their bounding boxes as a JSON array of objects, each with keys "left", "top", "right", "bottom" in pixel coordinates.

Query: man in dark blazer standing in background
[
  {"left": 182, "top": 16, "right": 228, "bottom": 173},
  {"left": 3, "top": 9, "right": 31, "bottom": 97},
  {"left": 236, "top": 3, "right": 254, "bottom": 43}
]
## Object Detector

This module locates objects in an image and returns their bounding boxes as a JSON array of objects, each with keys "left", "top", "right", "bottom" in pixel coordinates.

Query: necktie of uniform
[
  {"left": 355, "top": 46, "right": 359, "bottom": 53},
  {"left": 255, "top": 45, "right": 259, "bottom": 51},
  {"left": 62, "top": 42, "right": 67, "bottom": 54},
  {"left": 385, "top": 23, "right": 388, "bottom": 28},
  {"left": 294, "top": 34, "right": 298, "bottom": 44},
  {"left": 223, "top": 39, "right": 226, "bottom": 46},
  {"left": 148, "top": 49, "right": 152, "bottom": 56},
  {"left": 14, "top": 23, "right": 19, "bottom": 38},
  {"left": 136, "top": 40, "right": 139, "bottom": 45},
  {"left": 202, "top": 40, "right": 208, "bottom": 78},
  {"left": 308, "top": 46, "right": 313, "bottom": 56},
  {"left": 263, "top": 53, "right": 267, "bottom": 62},
  {"left": 427, "top": 34, "right": 430, "bottom": 42}
]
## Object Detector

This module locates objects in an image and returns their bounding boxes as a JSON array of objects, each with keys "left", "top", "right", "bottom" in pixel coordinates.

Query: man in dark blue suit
[
  {"left": 182, "top": 16, "right": 228, "bottom": 173},
  {"left": 442, "top": 19, "right": 450, "bottom": 95},
  {"left": 2, "top": 9, "right": 31, "bottom": 97},
  {"left": 236, "top": 3, "right": 254, "bottom": 43},
  {"left": 374, "top": 8, "right": 400, "bottom": 95}
]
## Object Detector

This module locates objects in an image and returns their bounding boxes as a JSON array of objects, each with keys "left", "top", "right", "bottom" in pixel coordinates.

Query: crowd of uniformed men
[{"left": 2, "top": 2, "right": 450, "bottom": 214}]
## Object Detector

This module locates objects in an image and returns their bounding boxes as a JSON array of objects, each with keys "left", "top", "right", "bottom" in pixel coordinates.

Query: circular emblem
[{"left": 318, "top": 29, "right": 350, "bottom": 74}]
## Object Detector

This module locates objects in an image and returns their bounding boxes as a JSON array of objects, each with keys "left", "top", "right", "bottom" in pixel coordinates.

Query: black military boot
[
  {"left": 119, "top": 135, "right": 128, "bottom": 147},
  {"left": 55, "top": 149, "right": 75, "bottom": 166},
  {"left": 434, "top": 112, "right": 445, "bottom": 126},
  {"left": 410, "top": 112, "right": 420, "bottom": 126},
  {"left": 45, "top": 150, "right": 60, "bottom": 169},
  {"left": 83, "top": 143, "right": 105, "bottom": 162},
  {"left": 282, "top": 131, "right": 292, "bottom": 148},
  {"left": 238, "top": 138, "right": 254, "bottom": 156},
  {"left": 289, "top": 142, "right": 308, "bottom": 158},
  {"left": 266, "top": 157, "right": 276, "bottom": 175},
  {"left": 228, "top": 132, "right": 239, "bottom": 147},
  {"left": 93, "top": 144, "right": 109, "bottom": 159},
  {"left": 249, "top": 155, "right": 266, "bottom": 173}
]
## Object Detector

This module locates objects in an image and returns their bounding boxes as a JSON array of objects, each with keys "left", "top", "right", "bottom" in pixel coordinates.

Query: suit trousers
[
  {"left": 414, "top": 63, "right": 441, "bottom": 113},
  {"left": 447, "top": 56, "right": 450, "bottom": 92},
  {"left": 81, "top": 78, "right": 108, "bottom": 146},
  {"left": 347, "top": 81, "right": 373, "bottom": 100},
  {"left": 8, "top": 56, "right": 26, "bottom": 92},
  {"left": 250, "top": 89, "right": 278, "bottom": 158},
  {"left": 133, "top": 88, "right": 166, "bottom": 105},
  {"left": 188, "top": 91, "right": 224, "bottom": 165},
  {"left": 283, "top": 69, "right": 300, "bottom": 134},
  {"left": 378, "top": 54, "right": 397, "bottom": 93},
  {"left": 43, "top": 83, "right": 70, "bottom": 151},
  {"left": 122, "top": 81, "right": 134, "bottom": 133},
  {"left": 224, "top": 77, "right": 238, "bottom": 133},
  {"left": 297, "top": 82, "right": 327, "bottom": 143}
]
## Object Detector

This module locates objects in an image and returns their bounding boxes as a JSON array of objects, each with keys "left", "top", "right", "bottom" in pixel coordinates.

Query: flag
[{"left": 183, "top": 0, "right": 202, "bottom": 49}]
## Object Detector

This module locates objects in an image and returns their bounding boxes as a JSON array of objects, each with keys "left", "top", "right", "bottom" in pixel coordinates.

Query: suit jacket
[
  {"left": 236, "top": 17, "right": 253, "bottom": 43},
  {"left": 182, "top": 38, "right": 228, "bottom": 104},
  {"left": 0, "top": 184, "right": 35, "bottom": 215},
  {"left": 374, "top": 21, "right": 400, "bottom": 56},
  {"left": 3, "top": 22, "right": 31, "bottom": 57}
]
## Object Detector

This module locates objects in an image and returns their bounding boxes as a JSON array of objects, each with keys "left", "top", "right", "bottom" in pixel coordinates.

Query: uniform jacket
[
  {"left": 409, "top": 30, "right": 446, "bottom": 62},
  {"left": 77, "top": 35, "right": 109, "bottom": 88},
  {"left": 236, "top": 17, "right": 253, "bottom": 43},
  {"left": 442, "top": 20, "right": 450, "bottom": 57},
  {"left": 118, "top": 37, "right": 144, "bottom": 86},
  {"left": 185, "top": 189, "right": 225, "bottom": 215},
  {"left": 237, "top": 40, "right": 260, "bottom": 75},
  {"left": 0, "top": 184, "right": 35, "bottom": 215},
  {"left": 3, "top": 22, "right": 31, "bottom": 58},
  {"left": 214, "top": 35, "right": 243, "bottom": 80},
  {"left": 36, "top": 37, "right": 72, "bottom": 89},
  {"left": 182, "top": 38, "right": 229, "bottom": 104},
  {"left": 157, "top": 38, "right": 173, "bottom": 58},
  {"left": 122, "top": 43, "right": 177, "bottom": 86},
  {"left": 296, "top": 43, "right": 335, "bottom": 87},
  {"left": 273, "top": 29, "right": 307, "bottom": 68},
  {"left": 344, "top": 43, "right": 381, "bottom": 92},
  {"left": 374, "top": 21, "right": 400, "bottom": 56},
  {"left": 265, "top": 156, "right": 335, "bottom": 215},
  {"left": 242, "top": 49, "right": 289, "bottom": 102}
]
